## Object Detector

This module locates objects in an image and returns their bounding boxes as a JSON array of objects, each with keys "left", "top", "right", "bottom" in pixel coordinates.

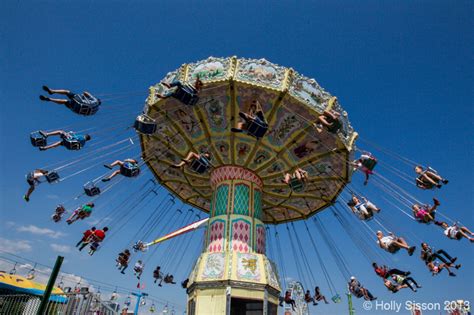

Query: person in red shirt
[
  {"left": 76, "top": 227, "right": 96, "bottom": 248},
  {"left": 79, "top": 227, "right": 108, "bottom": 251},
  {"left": 372, "top": 262, "right": 410, "bottom": 279}
]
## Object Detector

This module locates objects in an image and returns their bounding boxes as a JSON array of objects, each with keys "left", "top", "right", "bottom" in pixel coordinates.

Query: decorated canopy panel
[{"left": 140, "top": 56, "right": 357, "bottom": 223}]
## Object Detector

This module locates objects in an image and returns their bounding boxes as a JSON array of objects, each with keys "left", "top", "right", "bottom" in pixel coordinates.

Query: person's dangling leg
[
  {"left": 318, "top": 295, "right": 329, "bottom": 304},
  {"left": 67, "top": 211, "right": 78, "bottom": 223},
  {"left": 184, "top": 152, "right": 200, "bottom": 163},
  {"left": 231, "top": 121, "right": 246, "bottom": 133},
  {"left": 364, "top": 288, "right": 375, "bottom": 300},
  {"left": 39, "top": 141, "right": 63, "bottom": 151},
  {"left": 364, "top": 172, "right": 370, "bottom": 185},
  {"left": 402, "top": 279, "right": 416, "bottom": 291},
  {"left": 366, "top": 201, "right": 380, "bottom": 212},
  {"left": 76, "top": 238, "right": 84, "bottom": 247},
  {"left": 406, "top": 277, "right": 421, "bottom": 288},
  {"left": 324, "top": 110, "right": 340, "bottom": 121},
  {"left": 421, "top": 174, "right": 439, "bottom": 186},
  {"left": 460, "top": 226, "right": 474, "bottom": 236},
  {"left": 358, "top": 204, "right": 370, "bottom": 217},
  {"left": 43, "top": 87, "right": 71, "bottom": 95},
  {"left": 426, "top": 171, "right": 442, "bottom": 182},
  {"left": 102, "top": 170, "right": 121, "bottom": 182},
  {"left": 41, "top": 130, "right": 66, "bottom": 138},
  {"left": 121, "top": 264, "right": 128, "bottom": 274},
  {"left": 394, "top": 237, "right": 410, "bottom": 249},
  {"left": 24, "top": 185, "right": 35, "bottom": 202},
  {"left": 239, "top": 112, "right": 252, "bottom": 123},
  {"left": 435, "top": 250, "right": 455, "bottom": 263},
  {"left": 317, "top": 115, "right": 331, "bottom": 128},
  {"left": 79, "top": 242, "right": 89, "bottom": 251},
  {"left": 39, "top": 95, "right": 69, "bottom": 105},
  {"left": 105, "top": 160, "right": 123, "bottom": 169},
  {"left": 457, "top": 228, "right": 474, "bottom": 241}
]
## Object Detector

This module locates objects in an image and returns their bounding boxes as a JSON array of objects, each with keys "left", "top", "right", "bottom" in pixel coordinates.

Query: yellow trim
[{"left": 326, "top": 96, "right": 338, "bottom": 111}]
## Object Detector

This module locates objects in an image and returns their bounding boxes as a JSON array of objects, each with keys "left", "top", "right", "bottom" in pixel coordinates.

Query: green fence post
[{"left": 37, "top": 256, "right": 64, "bottom": 315}]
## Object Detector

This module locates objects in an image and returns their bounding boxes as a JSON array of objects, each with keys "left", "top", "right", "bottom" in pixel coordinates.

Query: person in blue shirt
[
  {"left": 37, "top": 130, "right": 91, "bottom": 151},
  {"left": 102, "top": 158, "right": 140, "bottom": 181}
]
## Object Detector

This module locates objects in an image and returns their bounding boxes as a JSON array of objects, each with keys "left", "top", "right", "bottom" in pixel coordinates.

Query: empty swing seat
[
  {"left": 30, "top": 131, "right": 47, "bottom": 147},
  {"left": 120, "top": 162, "right": 140, "bottom": 177},
  {"left": 68, "top": 94, "right": 101, "bottom": 116},
  {"left": 84, "top": 182, "right": 101, "bottom": 196},
  {"left": 190, "top": 156, "right": 210, "bottom": 174},
  {"left": 134, "top": 114, "right": 157, "bottom": 135},
  {"left": 246, "top": 118, "right": 268, "bottom": 139},
  {"left": 331, "top": 294, "right": 342, "bottom": 303},
  {"left": 172, "top": 83, "right": 199, "bottom": 106},
  {"left": 289, "top": 177, "right": 305, "bottom": 192},
  {"left": 46, "top": 171, "right": 60, "bottom": 183}
]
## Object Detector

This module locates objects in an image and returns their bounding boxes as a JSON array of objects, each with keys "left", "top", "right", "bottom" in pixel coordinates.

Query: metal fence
[{"left": 0, "top": 293, "right": 119, "bottom": 315}]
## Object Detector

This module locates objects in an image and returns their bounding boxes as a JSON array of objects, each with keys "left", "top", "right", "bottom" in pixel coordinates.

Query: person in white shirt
[{"left": 376, "top": 231, "right": 415, "bottom": 255}]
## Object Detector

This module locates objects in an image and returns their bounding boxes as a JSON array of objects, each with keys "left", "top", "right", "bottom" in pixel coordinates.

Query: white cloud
[
  {"left": 16, "top": 225, "right": 66, "bottom": 239},
  {"left": 0, "top": 237, "right": 32, "bottom": 253},
  {"left": 50, "top": 244, "right": 71, "bottom": 253}
]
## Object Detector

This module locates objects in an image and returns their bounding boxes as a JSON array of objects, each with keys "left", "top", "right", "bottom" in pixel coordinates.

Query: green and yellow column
[{"left": 186, "top": 166, "right": 281, "bottom": 315}]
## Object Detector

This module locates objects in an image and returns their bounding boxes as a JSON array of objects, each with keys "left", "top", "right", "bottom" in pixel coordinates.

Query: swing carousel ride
[
  {"left": 139, "top": 56, "right": 356, "bottom": 314},
  {"left": 22, "top": 56, "right": 471, "bottom": 315}
]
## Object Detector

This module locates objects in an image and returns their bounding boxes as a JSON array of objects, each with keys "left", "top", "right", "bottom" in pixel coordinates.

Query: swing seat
[
  {"left": 361, "top": 213, "right": 374, "bottom": 221},
  {"left": 172, "top": 83, "right": 199, "bottom": 106},
  {"left": 52, "top": 214, "right": 62, "bottom": 223},
  {"left": 62, "top": 138, "right": 82, "bottom": 150},
  {"left": 361, "top": 157, "right": 377, "bottom": 171},
  {"left": 69, "top": 94, "right": 101, "bottom": 116},
  {"left": 246, "top": 118, "right": 268, "bottom": 139},
  {"left": 327, "top": 119, "right": 342, "bottom": 133},
  {"left": 289, "top": 177, "right": 305, "bottom": 192},
  {"left": 120, "top": 162, "right": 140, "bottom": 177},
  {"left": 89, "top": 242, "right": 100, "bottom": 251},
  {"left": 84, "top": 182, "right": 101, "bottom": 196},
  {"left": 356, "top": 204, "right": 374, "bottom": 221},
  {"left": 45, "top": 171, "right": 60, "bottom": 183},
  {"left": 55, "top": 205, "right": 65, "bottom": 214},
  {"left": 387, "top": 245, "right": 401, "bottom": 254},
  {"left": 80, "top": 287, "right": 89, "bottom": 294},
  {"left": 331, "top": 294, "right": 342, "bottom": 303},
  {"left": 416, "top": 177, "right": 435, "bottom": 189},
  {"left": 30, "top": 131, "right": 47, "bottom": 147},
  {"left": 190, "top": 157, "right": 210, "bottom": 174},
  {"left": 134, "top": 114, "right": 157, "bottom": 135}
]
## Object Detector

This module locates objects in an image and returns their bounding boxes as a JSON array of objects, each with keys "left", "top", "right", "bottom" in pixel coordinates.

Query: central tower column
[{"left": 186, "top": 166, "right": 281, "bottom": 315}]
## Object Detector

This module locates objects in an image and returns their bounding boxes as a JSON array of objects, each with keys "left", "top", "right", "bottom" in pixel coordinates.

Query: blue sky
[{"left": 1, "top": 1, "right": 473, "bottom": 314}]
